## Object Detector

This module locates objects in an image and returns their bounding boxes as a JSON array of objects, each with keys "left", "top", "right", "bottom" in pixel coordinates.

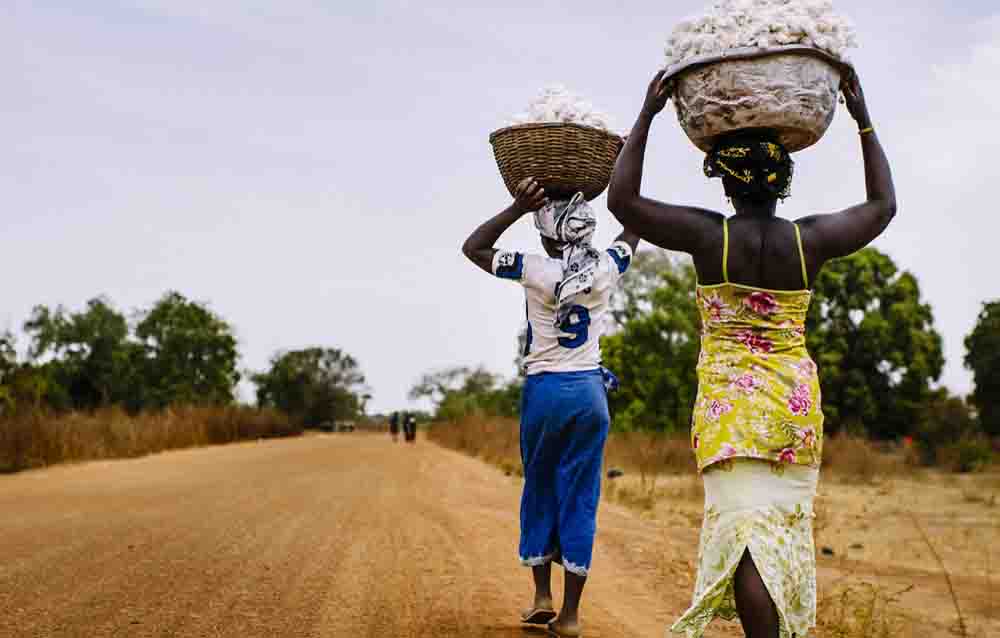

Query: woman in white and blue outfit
[{"left": 463, "top": 177, "right": 639, "bottom": 637}]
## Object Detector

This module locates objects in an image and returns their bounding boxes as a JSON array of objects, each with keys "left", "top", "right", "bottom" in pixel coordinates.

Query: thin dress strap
[
  {"left": 722, "top": 218, "right": 730, "bottom": 284},
  {"left": 794, "top": 223, "right": 809, "bottom": 288}
]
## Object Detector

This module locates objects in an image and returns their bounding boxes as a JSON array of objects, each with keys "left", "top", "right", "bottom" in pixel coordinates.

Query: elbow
[
  {"left": 607, "top": 191, "right": 623, "bottom": 215},
  {"left": 882, "top": 198, "right": 898, "bottom": 223},
  {"left": 606, "top": 187, "right": 633, "bottom": 221},
  {"left": 461, "top": 240, "right": 474, "bottom": 261},
  {"left": 606, "top": 177, "right": 623, "bottom": 213}
]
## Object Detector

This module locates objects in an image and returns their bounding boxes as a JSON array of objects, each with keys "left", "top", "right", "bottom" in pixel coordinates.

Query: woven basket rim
[
  {"left": 664, "top": 44, "right": 854, "bottom": 84},
  {"left": 489, "top": 122, "right": 623, "bottom": 145}
]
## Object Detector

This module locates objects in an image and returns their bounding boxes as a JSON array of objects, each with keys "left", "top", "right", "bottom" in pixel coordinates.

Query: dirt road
[
  {"left": 3, "top": 433, "right": 996, "bottom": 638},
  {"left": 0, "top": 434, "right": 705, "bottom": 638}
]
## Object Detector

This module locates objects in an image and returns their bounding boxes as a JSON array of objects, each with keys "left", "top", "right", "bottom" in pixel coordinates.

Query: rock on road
[{"left": 0, "top": 434, "right": 709, "bottom": 638}]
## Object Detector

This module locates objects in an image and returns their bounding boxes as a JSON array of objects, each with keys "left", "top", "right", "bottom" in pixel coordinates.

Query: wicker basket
[{"left": 489, "top": 123, "right": 624, "bottom": 202}]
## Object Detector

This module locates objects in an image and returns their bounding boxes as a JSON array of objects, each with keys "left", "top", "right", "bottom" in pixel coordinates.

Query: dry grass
[
  {"left": 822, "top": 434, "right": 907, "bottom": 484},
  {"left": 604, "top": 430, "right": 696, "bottom": 479},
  {"left": 817, "top": 582, "right": 910, "bottom": 638},
  {"left": 962, "top": 489, "right": 998, "bottom": 507},
  {"left": 604, "top": 479, "right": 658, "bottom": 511},
  {"left": 427, "top": 416, "right": 521, "bottom": 473},
  {"left": 0, "top": 405, "right": 301, "bottom": 473},
  {"left": 429, "top": 418, "right": 704, "bottom": 513},
  {"left": 601, "top": 431, "right": 698, "bottom": 510},
  {"left": 604, "top": 474, "right": 705, "bottom": 512},
  {"left": 431, "top": 417, "right": 916, "bottom": 486},
  {"left": 427, "top": 417, "right": 697, "bottom": 480}
]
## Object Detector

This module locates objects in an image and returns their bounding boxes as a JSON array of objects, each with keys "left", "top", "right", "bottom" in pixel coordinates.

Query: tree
[
  {"left": 806, "top": 248, "right": 944, "bottom": 438},
  {"left": 0, "top": 334, "right": 49, "bottom": 415},
  {"left": 608, "top": 248, "right": 683, "bottom": 329},
  {"left": 135, "top": 292, "right": 240, "bottom": 408},
  {"left": 252, "top": 347, "right": 367, "bottom": 425},
  {"left": 0, "top": 332, "right": 16, "bottom": 414},
  {"left": 0, "top": 332, "right": 15, "bottom": 380},
  {"left": 409, "top": 366, "right": 521, "bottom": 420},
  {"left": 601, "top": 251, "right": 701, "bottom": 432},
  {"left": 965, "top": 300, "right": 1000, "bottom": 436},
  {"left": 23, "top": 297, "right": 136, "bottom": 410}
]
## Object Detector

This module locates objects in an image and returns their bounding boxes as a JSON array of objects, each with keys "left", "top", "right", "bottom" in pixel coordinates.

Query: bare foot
[{"left": 548, "top": 616, "right": 581, "bottom": 637}]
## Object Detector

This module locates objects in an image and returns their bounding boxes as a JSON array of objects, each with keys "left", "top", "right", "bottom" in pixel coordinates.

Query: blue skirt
[{"left": 518, "top": 369, "right": 610, "bottom": 576}]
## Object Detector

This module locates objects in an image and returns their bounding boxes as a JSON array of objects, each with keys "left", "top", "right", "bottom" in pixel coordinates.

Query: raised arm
[
  {"left": 607, "top": 70, "right": 721, "bottom": 255},
  {"left": 797, "top": 71, "right": 897, "bottom": 263},
  {"left": 462, "top": 177, "right": 548, "bottom": 274},
  {"left": 614, "top": 228, "right": 641, "bottom": 254}
]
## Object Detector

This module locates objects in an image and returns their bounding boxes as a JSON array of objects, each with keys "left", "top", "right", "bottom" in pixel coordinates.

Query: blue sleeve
[
  {"left": 492, "top": 250, "right": 525, "bottom": 282},
  {"left": 606, "top": 241, "right": 633, "bottom": 277}
]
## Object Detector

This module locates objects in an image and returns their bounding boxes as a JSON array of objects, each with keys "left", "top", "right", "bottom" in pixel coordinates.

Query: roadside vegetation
[{"left": 0, "top": 292, "right": 370, "bottom": 473}]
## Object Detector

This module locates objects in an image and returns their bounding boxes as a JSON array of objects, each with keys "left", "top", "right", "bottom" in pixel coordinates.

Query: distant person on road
[
  {"left": 404, "top": 414, "right": 417, "bottom": 443},
  {"left": 389, "top": 411, "right": 400, "bottom": 442},
  {"left": 609, "top": 70, "right": 895, "bottom": 638},
  {"left": 462, "top": 177, "right": 640, "bottom": 637}
]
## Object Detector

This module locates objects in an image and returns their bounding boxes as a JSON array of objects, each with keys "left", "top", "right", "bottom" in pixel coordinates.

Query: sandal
[{"left": 520, "top": 607, "right": 557, "bottom": 625}]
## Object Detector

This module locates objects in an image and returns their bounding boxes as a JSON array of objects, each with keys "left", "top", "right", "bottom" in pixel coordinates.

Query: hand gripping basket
[
  {"left": 665, "top": 45, "right": 852, "bottom": 153},
  {"left": 489, "top": 123, "right": 624, "bottom": 201}
]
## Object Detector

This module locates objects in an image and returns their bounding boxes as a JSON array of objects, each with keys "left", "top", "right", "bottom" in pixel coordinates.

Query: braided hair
[{"left": 704, "top": 133, "right": 794, "bottom": 202}]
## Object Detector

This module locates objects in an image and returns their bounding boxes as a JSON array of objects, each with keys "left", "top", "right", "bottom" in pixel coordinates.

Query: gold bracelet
[{"left": 859, "top": 126, "right": 875, "bottom": 135}]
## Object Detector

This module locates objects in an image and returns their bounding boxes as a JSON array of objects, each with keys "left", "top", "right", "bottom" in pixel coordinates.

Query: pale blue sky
[{"left": 6, "top": 1, "right": 999, "bottom": 413}]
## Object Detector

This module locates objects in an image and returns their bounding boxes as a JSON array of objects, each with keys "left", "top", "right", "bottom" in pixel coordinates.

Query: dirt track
[
  {"left": 3, "top": 433, "right": 996, "bottom": 638},
  {"left": 0, "top": 434, "right": 702, "bottom": 638}
]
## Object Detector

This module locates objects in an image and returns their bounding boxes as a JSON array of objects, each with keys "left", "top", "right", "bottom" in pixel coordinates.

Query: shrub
[
  {"left": 912, "top": 394, "right": 979, "bottom": 467},
  {"left": 936, "top": 436, "right": 993, "bottom": 473}
]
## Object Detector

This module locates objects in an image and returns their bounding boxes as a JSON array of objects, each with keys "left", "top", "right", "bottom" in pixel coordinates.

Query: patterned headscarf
[
  {"left": 533, "top": 193, "right": 601, "bottom": 327},
  {"left": 704, "top": 134, "right": 794, "bottom": 201}
]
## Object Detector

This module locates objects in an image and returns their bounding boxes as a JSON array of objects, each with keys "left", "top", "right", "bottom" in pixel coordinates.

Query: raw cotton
[
  {"left": 508, "top": 85, "right": 614, "bottom": 132},
  {"left": 664, "top": 0, "right": 857, "bottom": 68}
]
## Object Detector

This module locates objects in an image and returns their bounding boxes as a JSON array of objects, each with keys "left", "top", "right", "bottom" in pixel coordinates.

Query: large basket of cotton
[
  {"left": 663, "top": 0, "right": 856, "bottom": 153},
  {"left": 490, "top": 87, "right": 623, "bottom": 202}
]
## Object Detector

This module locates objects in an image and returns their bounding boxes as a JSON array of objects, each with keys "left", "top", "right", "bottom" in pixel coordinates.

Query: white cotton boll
[
  {"left": 676, "top": 16, "right": 699, "bottom": 33},
  {"left": 663, "top": 0, "right": 857, "bottom": 66},
  {"left": 506, "top": 86, "right": 615, "bottom": 132},
  {"left": 716, "top": 33, "right": 736, "bottom": 50}
]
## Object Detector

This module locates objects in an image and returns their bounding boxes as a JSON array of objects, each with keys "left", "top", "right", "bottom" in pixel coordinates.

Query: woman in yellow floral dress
[{"left": 607, "top": 69, "right": 897, "bottom": 638}]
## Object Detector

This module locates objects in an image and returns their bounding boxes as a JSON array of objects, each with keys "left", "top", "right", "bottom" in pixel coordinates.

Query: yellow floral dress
[
  {"left": 690, "top": 224, "right": 823, "bottom": 472},
  {"left": 672, "top": 220, "right": 824, "bottom": 638}
]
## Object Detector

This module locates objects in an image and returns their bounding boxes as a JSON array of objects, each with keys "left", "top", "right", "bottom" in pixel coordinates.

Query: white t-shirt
[{"left": 492, "top": 241, "right": 633, "bottom": 375}]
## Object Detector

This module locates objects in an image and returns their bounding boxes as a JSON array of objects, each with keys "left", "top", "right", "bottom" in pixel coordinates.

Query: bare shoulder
[
  {"left": 619, "top": 198, "right": 726, "bottom": 255},
  {"left": 788, "top": 213, "right": 828, "bottom": 243}
]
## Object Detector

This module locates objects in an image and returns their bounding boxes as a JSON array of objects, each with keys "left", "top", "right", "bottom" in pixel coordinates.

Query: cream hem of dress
[{"left": 670, "top": 458, "right": 820, "bottom": 638}]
